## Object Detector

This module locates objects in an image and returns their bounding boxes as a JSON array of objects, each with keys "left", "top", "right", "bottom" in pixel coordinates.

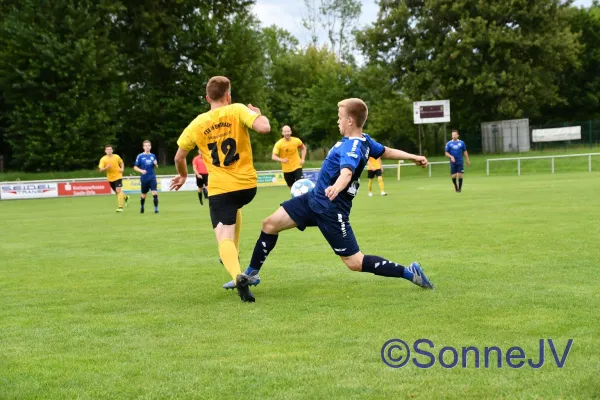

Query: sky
[{"left": 252, "top": 0, "right": 595, "bottom": 48}]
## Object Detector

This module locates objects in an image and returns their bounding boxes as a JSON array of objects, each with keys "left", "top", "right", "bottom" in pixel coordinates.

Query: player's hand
[
  {"left": 300, "top": 159, "right": 305, "bottom": 165},
  {"left": 413, "top": 156, "right": 428, "bottom": 168},
  {"left": 450, "top": 156, "right": 455, "bottom": 163},
  {"left": 466, "top": 160, "right": 471, "bottom": 166},
  {"left": 170, "top": 175, "right": 187, "bottom": 191},
  {"left": 281, "top": 158, "right": 289, "bottom": 163},
  {"left": 325, "top": 185, "right": 341, "bottom": 201},
  {"left": 140, "top": 169, "right": 147, "bottom": 175},
  {"left": 247, "top": 104, "right": 261, "bottom": 114}
]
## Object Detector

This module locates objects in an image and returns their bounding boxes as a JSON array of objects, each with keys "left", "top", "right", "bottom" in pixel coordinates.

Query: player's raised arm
[
  {"left": 246, "top": 104, "right": 270, "bottom": 134},
  {"left": 382, "top": 147, "right": 427, "bottom": 167}
]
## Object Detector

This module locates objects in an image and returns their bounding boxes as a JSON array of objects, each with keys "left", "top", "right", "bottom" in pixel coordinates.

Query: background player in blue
[
  {"left": 222, "top": 98, "right": 434, "bottom": 295},
  {"left": 133, "top": 140, "right": 159, "bottom": 213},
  {"left": 445, "top": 130, "right": 470, "bottom": 192}
]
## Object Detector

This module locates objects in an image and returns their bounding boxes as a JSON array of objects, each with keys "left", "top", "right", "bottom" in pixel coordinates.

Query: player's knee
[
  {"left": 262, "top": 216, "right": 276, "bottom": 234},
  {"left": 341, "top": 255, "right": 362, "bottom": 272}
]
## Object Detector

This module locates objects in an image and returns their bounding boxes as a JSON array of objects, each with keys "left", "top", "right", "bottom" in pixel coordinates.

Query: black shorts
[
  {"left": 196, "top": 174, "right": 208, "bottom": 187},
  {"left": 451, "top": 162, "right": 464, "bottom": 174},
  {"left": 367, "top": 169, "right": 383, "bottom": 179},
  {"left": 281, "top": 193, "right": 359, "bottom": 257},
  {"left": 141, "top": 178, "right": 157, "bottom": 194},
  {"left": 109, "top": 179, "right": 123, "bottom": 192},
  {"left": 284, "top": 168, "right": 303, "bottom": 187},
  {"left": 208, "top": 187, "right": 257, "bottom": 228}
]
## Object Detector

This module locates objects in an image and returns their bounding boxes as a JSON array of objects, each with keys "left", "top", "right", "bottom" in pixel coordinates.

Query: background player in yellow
[
  {"left": 272, "top": 125, "right": 307, "bottom": 188},
  {"left": 170, "top": 76, "right": 271, "bottom": 302},
  {"left": 98, "top": 144, "right": 129, "bottom": 212},
  {"left": 367, "top": 156, "right": 387, "bottom": 196}
]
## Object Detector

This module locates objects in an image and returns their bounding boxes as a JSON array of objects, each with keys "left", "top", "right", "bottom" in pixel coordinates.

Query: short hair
[
  {"left": 452, "top": 129, "right": 459, "bottom": 134},
  {"left": 143, "top": 140, "right": 151, "bottom": 145},
  {"left": 338, "top": 98, "right": 368, "bottom": 128},
  {"left": 105, "top": 144, "right": 113, "bottom": 149},
  {"left": 206, "top": 76, "right": 231, "bottom": 101}
]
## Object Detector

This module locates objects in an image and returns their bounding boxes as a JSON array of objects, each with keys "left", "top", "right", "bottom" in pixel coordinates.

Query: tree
[
  {"left": 0, "top": 0, "right": 124, "bottom": 171},
  {"left": 357, "top": 0, "right": 582, "bottom": 129},
  {"left": 319, "top": 0, "right": 361, "bottom": 61},
  {"left": 545, "top": 3, "right": 600, "bottom": 121},
  {"left": 114, "top": 0, "right": 265, "bottom": 164}
]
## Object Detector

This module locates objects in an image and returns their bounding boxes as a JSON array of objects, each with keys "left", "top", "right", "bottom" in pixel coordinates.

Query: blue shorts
[
  {"left": 141, "top": 178, "right": 157, "bottom": 194},
  {"left": 450, "top": 162, "right": 464, "bottom": 174},
  {"left": 281, "top": 194, "right": 359, "bottom": 257}
]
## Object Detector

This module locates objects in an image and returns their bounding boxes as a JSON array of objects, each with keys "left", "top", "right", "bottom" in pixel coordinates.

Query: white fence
[
  {"left": 486, "top": 153, "right": 600, "bottom": 176},
  {"left": 392, "top": 160, "right": 450, "bottom": 180}
]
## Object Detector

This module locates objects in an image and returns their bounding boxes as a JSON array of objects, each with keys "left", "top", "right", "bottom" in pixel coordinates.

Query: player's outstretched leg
[
  {"left": 223, "top": 206, "right": 296, "bottom": 289},
  {"left": 342, "top": 253, "right": 434, "bottom": 289}
]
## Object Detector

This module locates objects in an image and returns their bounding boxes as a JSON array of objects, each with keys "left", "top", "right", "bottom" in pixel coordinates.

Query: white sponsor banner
[
  {"left": 532, "top": 126, "right": 581, "bottom": 142},
  {"left": 159, "top": 176, "right": 198, "bottom": 192},
  {"left": 1, "top": 182, "right": 58, "bottom": 200}
]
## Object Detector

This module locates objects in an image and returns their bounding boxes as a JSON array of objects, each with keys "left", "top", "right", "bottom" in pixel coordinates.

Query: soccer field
[{"left": 1, "top": 173, "right": 598, "bottom": 399}]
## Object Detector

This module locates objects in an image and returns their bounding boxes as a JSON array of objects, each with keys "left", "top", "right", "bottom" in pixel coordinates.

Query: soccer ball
[{"left": 290, "top": 178, "right": 315, "bottom": 198}]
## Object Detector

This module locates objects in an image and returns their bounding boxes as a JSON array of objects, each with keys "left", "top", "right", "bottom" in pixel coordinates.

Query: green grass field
[{"left": 1, "top": 172, "right": 599, "bottom": 398}]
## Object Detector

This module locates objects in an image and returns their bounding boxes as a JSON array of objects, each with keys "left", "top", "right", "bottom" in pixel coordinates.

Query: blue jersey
[
  {"left": 445, "top": 140, "right": 467, "bottom": 163},
  {"left": 309, "top": 133, "right": 385, "bottom": 216},
  {"left": 135, "top": 153, "right": 157, "bottom": 180}
]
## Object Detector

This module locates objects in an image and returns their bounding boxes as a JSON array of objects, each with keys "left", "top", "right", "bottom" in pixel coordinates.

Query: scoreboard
[{"left": 413, "top": 100, "right": 450, "bottom": 124}]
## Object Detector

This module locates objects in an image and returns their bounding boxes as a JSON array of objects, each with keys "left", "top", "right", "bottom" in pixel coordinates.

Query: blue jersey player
[
  {"left": 133, "top": 140, "right": 159, "bottom": 214},
  {"left": 222, "top": 98, "right": 434, "bottom": 299},
  {"left": 445, "top": 130, "right": 470, "bottom": 192}
]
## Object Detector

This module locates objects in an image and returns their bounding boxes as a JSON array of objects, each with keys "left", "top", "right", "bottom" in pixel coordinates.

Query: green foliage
[
  {"left": 545, "top": 3, "right": 600, "bottom": 121},
  {"left": 0, "top": 0, "right": 123, "bottom": 171},
  {"left": 358, "top": 0, "right": 582, "bottom": 127}
]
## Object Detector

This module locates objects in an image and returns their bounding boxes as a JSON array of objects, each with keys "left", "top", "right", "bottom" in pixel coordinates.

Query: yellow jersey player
[
  {"left": 272, "top": 125, "right": 307, "bottom": 187},
  {"left": 367, "top": 156, "right": 387, "bottom": 196},
  {"left": 170, "top": 76, "right": 271, "bottom": 302},
  {"left": 98, "top": 144, "right": 129, "bottom": 212}
]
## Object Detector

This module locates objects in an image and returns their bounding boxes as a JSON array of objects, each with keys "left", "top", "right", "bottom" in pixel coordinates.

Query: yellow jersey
[
  {"left": 99, "top": 155, "right": 124, "bottom": 182},
  {"left": 177, "top": 103, "right": 260, "bottom": 195},
  {"left": 368, "top": 157, "right": 382, "bottom": 171},
  {"left": 273, "top": 137, "right": 303, "bottom": 173}
]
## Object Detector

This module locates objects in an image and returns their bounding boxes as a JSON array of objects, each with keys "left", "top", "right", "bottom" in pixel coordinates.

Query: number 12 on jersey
[{"left": 207, "top": 138, "right": 239, "bottom": 167}]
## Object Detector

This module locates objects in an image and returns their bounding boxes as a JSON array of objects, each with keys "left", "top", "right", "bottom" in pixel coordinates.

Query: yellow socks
[
  {"left": 117, "top": 192, "right": 124, "bottom": 207},
  {"left": 219, "top": 239, "right": 241, "bottom": 280},
  {"left": 234, "top": 210, "right": 242, "bottom": 252},
  {"left": 377, "top": 176, "right": 385, "bottom": 192},
  {"left": 368, "top": 179, "right": 373, "bottom": 192}
]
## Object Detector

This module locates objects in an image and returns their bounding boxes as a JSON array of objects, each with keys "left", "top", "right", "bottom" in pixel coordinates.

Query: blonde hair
[{"left": 338, "top": 98, "right": 368, "bottom": 128}]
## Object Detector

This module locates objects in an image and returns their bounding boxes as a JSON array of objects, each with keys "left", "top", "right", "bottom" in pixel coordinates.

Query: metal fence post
[
  {"left": 486, "top": 159, "right": 489, "bottom": 176},
  {"left": 428, "top": 163, "right": 432, "bottom": 177},
  {"left": 518, "top": 159, "right": 521, "bottom": 176},
  {"left": 551, "top": 157, "right": 554, "bottom": 174},
  {"left": 589, "top": 154, "right": 592, "bottom": 172}
]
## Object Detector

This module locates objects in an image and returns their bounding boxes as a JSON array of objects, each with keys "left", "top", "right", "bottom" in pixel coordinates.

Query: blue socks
[
  {"left": 361, "top": 255, "right": 414, "bottom": 281},
  {"left": 249, "top": 231, "right": 279, "bottom": 271}
]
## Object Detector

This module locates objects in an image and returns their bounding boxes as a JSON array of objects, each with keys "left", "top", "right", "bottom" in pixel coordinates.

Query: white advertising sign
[
  {"left": 1, "top": 182, "right": 58, "bottom": 200},
  {"left": 532, "top": 126, "right": 581, "bottom": 143}
]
